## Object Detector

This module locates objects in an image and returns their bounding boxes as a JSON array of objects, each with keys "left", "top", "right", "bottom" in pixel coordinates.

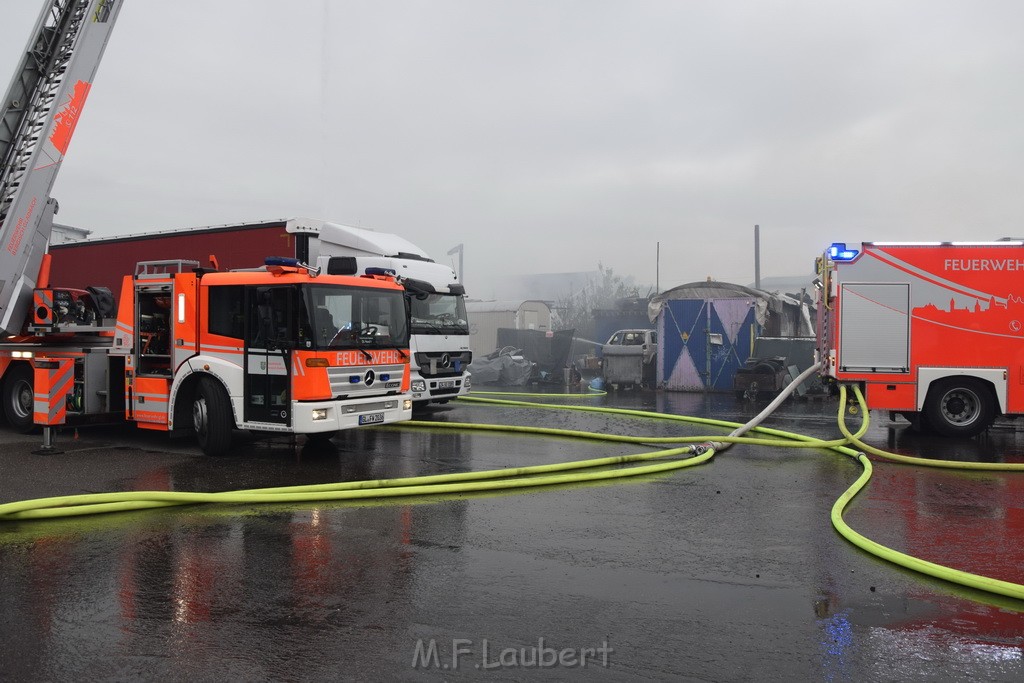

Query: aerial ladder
[{"left": 0, "top": 0, "right": 122, "bottom": 336}]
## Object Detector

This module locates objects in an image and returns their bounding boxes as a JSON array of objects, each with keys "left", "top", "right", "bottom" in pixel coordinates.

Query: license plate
[
  {"left": 438, "top": 380, "right": 456, "bottom": 389},
  {"left": 359, "top": 412, "right": 385, "bottom": 425}
]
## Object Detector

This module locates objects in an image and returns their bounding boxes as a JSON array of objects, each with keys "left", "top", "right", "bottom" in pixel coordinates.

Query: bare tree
[{"left": 554, "top": 263, "right": 636, "bottom": 340}]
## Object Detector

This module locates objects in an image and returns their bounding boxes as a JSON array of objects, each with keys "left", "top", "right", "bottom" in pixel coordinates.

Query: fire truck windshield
[
  {"left": 408, "top": 292, "right": 469, "bottom": 335},
  {"left": 304, "top": 285, "right": 409, "bottom": 350}
]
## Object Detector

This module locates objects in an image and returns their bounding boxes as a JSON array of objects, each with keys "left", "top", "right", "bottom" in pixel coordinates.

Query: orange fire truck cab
[{"left": 0, "top": 258, "right": 413, "bottom": 454}]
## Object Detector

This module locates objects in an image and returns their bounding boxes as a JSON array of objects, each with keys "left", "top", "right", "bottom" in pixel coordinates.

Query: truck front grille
[
  {"left": 326, "top": 364, "right": 405, "bottom": 396},
  {"left": 414, "top": 351, "right": 472, "bottom": 378}
]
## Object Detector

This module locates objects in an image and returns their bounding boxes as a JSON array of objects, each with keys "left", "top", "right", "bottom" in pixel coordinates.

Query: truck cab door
[
  {"left": 244, "top": 286, "right": 292, "bottom": 425},
  {"left": 131, "top": 279, "right": 175, "bottom": 426}
]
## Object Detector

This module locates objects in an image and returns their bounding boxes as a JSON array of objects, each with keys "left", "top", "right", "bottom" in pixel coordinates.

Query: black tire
[
  {"left": 924, "top": 378, "right": 995, "bottom": 438},
  {"left": 2, "top": 364, "right": 35, "bottom": 433},
  {"left": 192, "top": 377, "right": 234, "bottom": 456}
]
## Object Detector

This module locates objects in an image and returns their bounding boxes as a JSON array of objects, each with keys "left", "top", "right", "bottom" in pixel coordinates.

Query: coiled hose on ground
[{"left": 1, "top": 369, "right": 1022, "bottom": 604}]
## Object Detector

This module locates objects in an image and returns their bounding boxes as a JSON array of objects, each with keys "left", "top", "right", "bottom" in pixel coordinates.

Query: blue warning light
[
  {"left": 828, "top": 243, "right": 859, "bottom": 261},
  {"left": 266, "top": 256, "right": 301, "bottom": 267}
]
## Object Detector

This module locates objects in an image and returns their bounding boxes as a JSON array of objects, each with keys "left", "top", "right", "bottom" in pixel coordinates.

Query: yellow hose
[
  {"left": 458, "top": 387, "right": 1024, "bottom": 603},
  {"left": 464, "top": 389, "right": 607, "bottom": 398},
  {"left": 840, "top": 384, "right": 1024, "bottom": 470},
  {"left": 456, "top": 393, "right": 869, "bottom": 448},
  {"left": 0, "top": 385, "right": 856, "bottom": 521},
  {"left": 0, "top": 434, "right": 714, "bottom": 520},
  {"left": 2, "top": 382, "right": 1022, "bottom": 605},
  {"left": 831, "top": 384, "right": 1024, "bottom": 601}
]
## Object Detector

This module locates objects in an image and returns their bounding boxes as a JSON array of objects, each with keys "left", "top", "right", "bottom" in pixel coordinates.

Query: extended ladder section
[{"left": 0, "top": 0, "right": 122, "bottom": 336}]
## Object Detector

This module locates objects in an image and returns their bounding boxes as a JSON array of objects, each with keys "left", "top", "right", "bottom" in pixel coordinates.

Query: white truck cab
[{"left": 288, "top": 219, "right": 472, "bottom": 405}]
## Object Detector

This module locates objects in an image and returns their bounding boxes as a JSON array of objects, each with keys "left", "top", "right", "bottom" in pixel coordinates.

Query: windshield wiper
[
  {"left": 327, "top": 326, "right": 373, "bottom": 359},
  {"left": 411, "top": 318, "right": 444, "bottom": 333}
]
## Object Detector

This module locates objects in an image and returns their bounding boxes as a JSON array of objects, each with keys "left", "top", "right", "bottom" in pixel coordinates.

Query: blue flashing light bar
[
  {"left": 828, "top": 243, "right": 859, "bottom": 261},
  {"left": 265, "top": 256, "right": 321, "bottom": 276},
  {"left": 365, "top": 267, "right": 397, "bottom": 277},
  {"left": 266, "top": 256, "right": 301, "bottom": 267}
]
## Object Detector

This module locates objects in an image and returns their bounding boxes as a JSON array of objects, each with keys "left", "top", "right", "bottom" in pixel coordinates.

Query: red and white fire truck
[
  {"left": 0, "top": 1, "right": 413, "bottom": 454},
  {"left": 816, "top": 240, "right": 1024, "bottom": 436},
  {"left": 44, "top": 218, "right": 474, "bottom": 407}
]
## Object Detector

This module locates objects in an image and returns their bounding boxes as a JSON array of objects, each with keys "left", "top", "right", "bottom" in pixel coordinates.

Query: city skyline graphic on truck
[
  {"left": 47, "top": 79, "right": 91, "bottom": 158},
  {"left": 853, "top": 246, "right": 1024, "bottom": 339}
]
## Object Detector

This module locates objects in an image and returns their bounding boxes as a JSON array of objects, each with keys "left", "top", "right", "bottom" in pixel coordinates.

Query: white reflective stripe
[
  {"left": 115, "top": 320, "right": 135, "bottom": 348},
  {"left": 202, "top": 343, "right": 244, "bottom": 354},
  {"left": 33, "top": 398, "right": 54, "bottom": 420},
  {"left": 134, "top": 392, "right": 169, "bottom": 416},
  {"left": 200, "top": 351, "right": 245, "bottom": 367},
  {"left": 135, "top": 392, "right": 168, "bottom": 400}
]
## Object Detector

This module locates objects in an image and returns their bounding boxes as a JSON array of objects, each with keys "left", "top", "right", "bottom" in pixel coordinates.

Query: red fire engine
[{"left": 816, "top": 240, "right": 1024, "bottom": 436}]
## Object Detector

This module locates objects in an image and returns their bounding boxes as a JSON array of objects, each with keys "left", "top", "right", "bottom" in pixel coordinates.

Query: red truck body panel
[
  {"left": 818, "top": 241, "right": 1024, "bottom": 424},
  {"left": 48, "top": 221, "right": 293, "bottom": 300}
]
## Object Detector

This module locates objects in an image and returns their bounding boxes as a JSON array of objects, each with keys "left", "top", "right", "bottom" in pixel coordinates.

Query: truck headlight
[
  {"left": 411, "top": 379, "right": 426, "bottom": 393},
  {"left": 311, "top": 408, "right": 329, "bottom": 421},
  {"left": 403, "top": 399, "right": 413, "bottom": 411},
  {"left": 463, "top": 375, "right": 471, "bottom": 390}
]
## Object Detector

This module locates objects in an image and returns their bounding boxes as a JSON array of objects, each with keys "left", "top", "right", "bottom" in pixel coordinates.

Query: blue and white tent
[{"left": 648, "top": 281, "right": 812, "bottom": 392}]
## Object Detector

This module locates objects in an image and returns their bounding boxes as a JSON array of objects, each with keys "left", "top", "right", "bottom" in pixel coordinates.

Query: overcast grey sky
[{"left": 3, "top": 1, "right": 1024, "bottom": 298}]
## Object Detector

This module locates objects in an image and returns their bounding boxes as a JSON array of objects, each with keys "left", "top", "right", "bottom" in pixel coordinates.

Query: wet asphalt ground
[{"left": 1, "top": 389, "right": 1024, "bottom": 681}]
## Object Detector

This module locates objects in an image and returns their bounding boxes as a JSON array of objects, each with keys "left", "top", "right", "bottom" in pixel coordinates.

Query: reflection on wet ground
[{"left": 1, "top": 390, "right": 1023, "bottom": 680}]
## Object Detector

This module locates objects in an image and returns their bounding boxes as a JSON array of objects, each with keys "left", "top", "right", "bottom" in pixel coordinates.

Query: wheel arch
[
  {"left": 917, "top": 367, "right": 1005, "bottom": 415},
  {"left": 0, "top": 358, "right": 31, "bottom": 384},
  {"left": 170, "top": 367, "right": 237, "bottom": 433}
]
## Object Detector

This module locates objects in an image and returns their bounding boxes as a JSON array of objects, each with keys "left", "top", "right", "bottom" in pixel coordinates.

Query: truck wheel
[
  {"left": 924, "top": 378, "right": 995, "bottom": 438},
  {"left": 2, "top": 364, "right": 35, "bottom": 433},
  {"left": 192, "top": 377, "right": 234, "bottom": 456}
]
